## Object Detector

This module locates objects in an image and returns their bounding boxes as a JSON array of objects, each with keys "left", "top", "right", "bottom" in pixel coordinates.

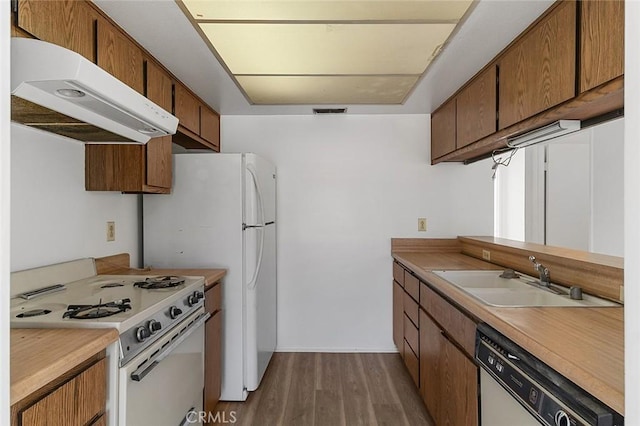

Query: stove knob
[
  {"left": 555, "top": 410, "right": 570, "bottom": 426},
  {"left": 148, "top": 319, "right": 162, "bottom": 334},
  {"left": 169, "top": 306, "right": 183, "bottom": 319},
  {"left": 136, "top": 326, "right": 150, "bottom": 342},
  {"left": 195, "top": 291, "right": 204, "bottom": 300},
  {"left": 187, "top": 294, "right": 198, "bottom": 307}
]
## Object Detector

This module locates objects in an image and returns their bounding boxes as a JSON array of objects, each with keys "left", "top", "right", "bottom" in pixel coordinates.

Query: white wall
[
  {"left": 10, "top": 125, "right": 141, "bottom": 271},
  {"left": 1, "top": 2, "right": 11, "bottom": 424},
  {"left": 494, "top": 149, "right": 525, "bottom": 241},
  {"left": 591, "top": 119, "right": 624, "bottom": 256},
  {"left": 625, "top": 1, "right": 640, "bottom": 422},
  {"left": 222, "top": 114, "right": 494, "bottom": 351}
]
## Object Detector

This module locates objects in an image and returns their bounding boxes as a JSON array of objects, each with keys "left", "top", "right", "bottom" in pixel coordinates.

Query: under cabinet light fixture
[{"left": 507, "top": 120, "right": 581, "bottom": 148}]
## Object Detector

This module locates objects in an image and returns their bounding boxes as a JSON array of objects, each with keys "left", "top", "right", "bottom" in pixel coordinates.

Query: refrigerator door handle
[{"left": 246, "top": 164, "right": 266, "bottom": 290}]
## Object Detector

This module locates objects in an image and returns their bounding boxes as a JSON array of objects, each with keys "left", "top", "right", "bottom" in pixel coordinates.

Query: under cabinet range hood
[{"left": 10, "top": 38, "right": 178, "bottom": 143}]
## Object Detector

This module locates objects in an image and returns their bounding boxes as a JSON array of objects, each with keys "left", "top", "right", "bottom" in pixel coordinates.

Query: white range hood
[{"left": 10, "top": 38, "right": 178, "bottom": 143}]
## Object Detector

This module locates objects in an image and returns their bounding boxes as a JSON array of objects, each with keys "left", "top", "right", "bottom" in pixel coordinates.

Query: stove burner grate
[
  {"left": 16, "top": 309, "right": 52, "bottom": 318},
  {"left": 134, "top": 276, "right": 185, "bottom": 290},
  {"left": 63, "top": 298, "right": 132, "bottom": 320},
  {"left": 101, "top": 283, "right": 124, "bottom": 288}
]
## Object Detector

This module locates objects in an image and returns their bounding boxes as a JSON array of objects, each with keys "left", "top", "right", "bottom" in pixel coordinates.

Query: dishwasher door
[{"left": 480, "top": 369, "right": 542, "bottom": 426}]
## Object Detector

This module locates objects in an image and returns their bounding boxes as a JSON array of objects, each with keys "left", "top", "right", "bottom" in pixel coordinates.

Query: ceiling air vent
[{"left": 313, "top": 108, "right": 347, "bottom": 114}]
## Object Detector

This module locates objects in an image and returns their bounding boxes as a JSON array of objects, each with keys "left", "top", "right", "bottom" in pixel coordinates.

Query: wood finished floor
[{"left": 213, "top": 353, "right": 433, "bottom": 426}]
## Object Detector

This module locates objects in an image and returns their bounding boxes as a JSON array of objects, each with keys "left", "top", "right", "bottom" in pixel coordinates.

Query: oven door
[{"left": 119, "top": 307, "right": 209, "bottom": 426}]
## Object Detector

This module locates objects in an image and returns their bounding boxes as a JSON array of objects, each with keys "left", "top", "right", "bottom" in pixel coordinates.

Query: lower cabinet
[
  {"left": 393, "top": 261, "right": 479, "bottom": 425},
  {"left": 204, "top": 281, "right": 223, "bottom": 419},
  {"left": 419, "top": 310, "right": 478, "bottom": 426},
  {"left": 12, "top": 355, "right": 107, "bottom": 426}
]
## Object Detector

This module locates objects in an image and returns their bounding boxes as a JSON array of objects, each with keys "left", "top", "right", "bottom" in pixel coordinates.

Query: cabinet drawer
[
  {"left": 404, "top": 272, "right": 420, "bottom": 302},
  {"left": 420, "top": 284, "right": 476, "bottom": 357},
  {"left": 403, "top": 339, "right": 420, "bottom": 388},
  {"left": 20, "top": 358, "right": 106, "bottom": 426},
  {"left": 205, "top": 282, "right": 222, "bottom": 315},
  {"left": 404, "top": 315, "right": 419, "bottom": 356},
  {"left": 403, "top": 292, "right": 419, "bottom": 327},
  {"left": 393, "top": 262, "right": 405, "bottom": 286}
]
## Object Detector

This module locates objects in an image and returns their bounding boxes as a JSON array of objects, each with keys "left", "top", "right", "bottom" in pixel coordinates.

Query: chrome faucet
[{"left": 529, "top": 256, "right": 551, "bottom": 287}]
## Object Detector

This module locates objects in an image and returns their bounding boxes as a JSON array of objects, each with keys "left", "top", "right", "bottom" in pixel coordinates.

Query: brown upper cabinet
[
  {"left": 431, "top": 98, "right": 456, "bottom": 161},
  {"left": 174, "top": 82, "right": 221, "bottom": 152},
  {"left": 498, "top": 1, "right": 576, "bottom": 130},
  {"left": 430, "top": 0, "right": 623, "bottom": 164},
  {"left": 580, "top": 0, "right": 625, "bottom": 93},
  {"left": 85, "top": 58, "right": 174, "bottom": 193},
  {"left": 456, "top": 65, "right": 497, "bottom": 148},
  {"left": 146, "top": 59, "right": 173, "bottom": 112},
  {"left": 96, "top": 17, "right": 144, "bottom": 95},
  {"left": 13, "top": 0, "right": 222, "bottom": 192},
  {"left": 200, "top": 106, "right": 221, "bottom": 150},
  {"left": 15, "top": 0, "right": 95, "bottom": 61},
  {"left": 174, "top": 83, "right": 201, "bottom": 135}
]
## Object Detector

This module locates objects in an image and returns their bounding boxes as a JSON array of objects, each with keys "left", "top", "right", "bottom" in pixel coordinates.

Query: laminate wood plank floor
[{"left": 212, "top": 353, "right": 433, "bottom": 426}]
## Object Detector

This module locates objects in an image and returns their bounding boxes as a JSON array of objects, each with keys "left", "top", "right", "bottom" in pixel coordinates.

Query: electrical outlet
[
  {"left": 482, "top": 249, "right": 491, "bottom": 261},
  {"left": 106, "top": 221, "right": 115, "bottom": 242},
  {"left": 418, "top": 218, "right": 427, "bottom": 232}
]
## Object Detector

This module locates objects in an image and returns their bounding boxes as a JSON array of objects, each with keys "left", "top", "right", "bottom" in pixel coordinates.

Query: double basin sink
[{"left": 432, "top": 270, "right": 619, "bottom": 308}]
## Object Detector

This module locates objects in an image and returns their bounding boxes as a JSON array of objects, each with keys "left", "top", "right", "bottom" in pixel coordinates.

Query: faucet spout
[{"left": 529, "top": 255, "right": 551, "bottom": 286}]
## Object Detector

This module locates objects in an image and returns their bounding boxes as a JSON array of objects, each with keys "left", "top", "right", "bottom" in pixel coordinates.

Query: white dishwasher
[{"left": 475, "top": 324, "right": 623, "bottom": 426}]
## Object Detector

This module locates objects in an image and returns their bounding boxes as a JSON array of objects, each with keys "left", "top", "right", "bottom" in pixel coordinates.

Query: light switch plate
[{"left": 107, "top": 221, "right": 115, "bottom": 242}]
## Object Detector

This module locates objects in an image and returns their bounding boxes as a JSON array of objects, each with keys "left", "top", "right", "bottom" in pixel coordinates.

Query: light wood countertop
[
  {"left": 94, "top": 253, "right": 227, "bottom": 291},
  {"left": 10, "top": 328, "right": 118, "bottom": 406},
  {"left": 393, "top": 251, "right": 624, "bottom": 416}
]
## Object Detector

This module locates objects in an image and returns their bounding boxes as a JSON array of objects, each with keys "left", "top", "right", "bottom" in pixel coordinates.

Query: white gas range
[{"left": 10, "top": 258, "right": 208, "bottom": 426}]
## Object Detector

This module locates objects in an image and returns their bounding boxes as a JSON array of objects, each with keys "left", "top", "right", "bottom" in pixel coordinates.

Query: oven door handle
[{"left": 130, "top": 311, "right": 210, "bottom": 382}]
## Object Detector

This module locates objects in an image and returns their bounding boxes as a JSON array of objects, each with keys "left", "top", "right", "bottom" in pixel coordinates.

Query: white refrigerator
[{"left": 143, "top": 153, "right": 277, "bottom": 401}]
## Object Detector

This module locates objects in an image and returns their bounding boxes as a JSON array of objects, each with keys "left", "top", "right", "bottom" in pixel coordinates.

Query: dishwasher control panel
[{"left": 476, "top": 324, "right": 624, "bottom": 426}]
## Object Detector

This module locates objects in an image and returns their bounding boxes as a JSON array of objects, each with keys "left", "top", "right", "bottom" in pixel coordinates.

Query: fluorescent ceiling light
[
  {"left": 507, "top": 120, "right": 581, "bottom": 148},
  {"left": 179, "top": 0, "right": 473, "bottom": 105},
  {"left": 237, "top": 75, "right": 418, "bottom": 104}
]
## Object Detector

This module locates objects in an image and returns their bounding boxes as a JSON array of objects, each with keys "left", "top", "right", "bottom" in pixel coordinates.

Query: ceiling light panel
[
  {"left": 179, "top": 0, "right": 474, "bottom": 105},
  {"left": 236, "top": 75, "right": 419, "bottom": 104},
  {"left": 182, "top": 1, "right": 473, "bottom": 22},
  {"left": 199, "top": 23, "right": 455, "bottom": 75}
]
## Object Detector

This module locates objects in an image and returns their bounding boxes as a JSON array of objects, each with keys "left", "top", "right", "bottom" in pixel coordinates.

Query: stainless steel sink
[{"left": 432, "top": 270, "right": 619, "bottom": 307}]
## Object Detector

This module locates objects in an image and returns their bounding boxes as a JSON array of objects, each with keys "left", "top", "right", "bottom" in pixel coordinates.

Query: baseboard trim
[{"left": 275, "top": 347, "right": 399, "bottom": 353}]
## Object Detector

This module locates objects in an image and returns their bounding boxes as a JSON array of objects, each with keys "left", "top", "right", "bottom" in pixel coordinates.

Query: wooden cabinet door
[
  {"left": 431, "top": 98, "right": 456, "bottom": 161},
  {"left": 145, "top": 137, "right": 172, "bottom": 189},
  {"left": 204, "top": 297, "right": 222, "bottom": 415},
  {"left": 85, "top": 144, "right": 146, "bottom": 192},
  {"left": 440, "top": 337, "right": 478, "bottom": 426},
  {"left": 175, "top": 83, "right": 201, "bottom": 135},
  {"left": 456, "top": 65, "right": 497, "bottom": 148},
  {"left": 499, "top": 1, "right": 576, "bottom": 129},
  {"left": 97, "top": 18, "right": 144, "bottom": 94},
  {"left": 393, "top": 281, "right": 404, "bottom": 350},
  {"left": 146, "top": 59, "right": 173, "bottom": 112},
  {"left": 144, "top": 60, "right": 174, "bottom": 190},
  {"left": 419, "top": 309, "right": 442, "bottom": 424},
  {"left": 20, "top": 358, "right": 106, "bottom": 426},
  {"left": 419, "top": 309, "right": 478, "bottom": 426},
  {"left": 200, "top": 106, "right": 220, "bottom": 149},
  {"left": 16, "top": 0, "right": 94, "bottom": 61},
  {"left": 580, "top": 0, "right": 624, "bottom": 92}
]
